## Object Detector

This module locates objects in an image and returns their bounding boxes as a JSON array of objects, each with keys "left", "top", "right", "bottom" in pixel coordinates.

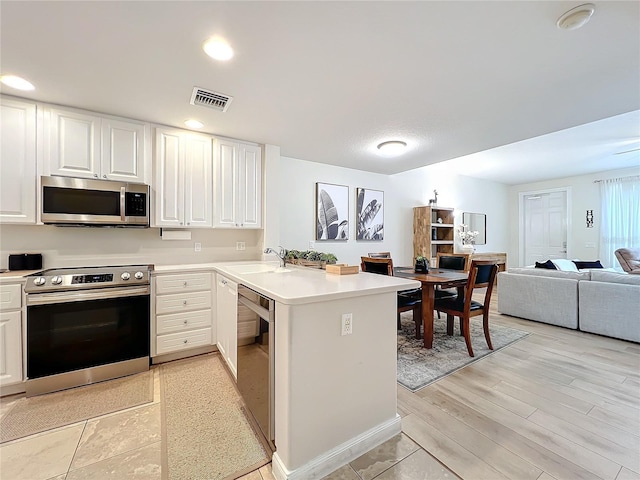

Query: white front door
[{"left": 521, "top": 190, "right": 568, "bottom": 266}]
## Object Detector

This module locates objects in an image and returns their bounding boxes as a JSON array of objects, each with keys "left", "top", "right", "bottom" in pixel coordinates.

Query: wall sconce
[{"left": 586, "top": 210, "right": 594, "bottom": 228}]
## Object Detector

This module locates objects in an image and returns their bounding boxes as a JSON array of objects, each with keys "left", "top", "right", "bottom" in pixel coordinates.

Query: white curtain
[{"left": 599, "top": 176, "right": 640, "bottom": 269}]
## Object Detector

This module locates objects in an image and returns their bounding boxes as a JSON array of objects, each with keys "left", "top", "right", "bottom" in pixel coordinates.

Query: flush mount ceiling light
[
  {"left": 376, "top": 140, "right": 408, "bottom": 156},
  {"left": 557, "top": 3, "right": 595, "bottom": 30},
  {"left": 203, "top": 38, "right": 234, "bottom": 61},
  {"left": 184, "top": 119, "right": 204, "bottom": 129},
  {"left": 0, "top": 74, "right": 35, "bottom": 91}
]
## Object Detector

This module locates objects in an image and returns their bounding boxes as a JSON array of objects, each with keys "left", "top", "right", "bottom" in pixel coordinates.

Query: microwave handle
[{"left": 120, "top": 186, "right": 126, "bottom": 222}]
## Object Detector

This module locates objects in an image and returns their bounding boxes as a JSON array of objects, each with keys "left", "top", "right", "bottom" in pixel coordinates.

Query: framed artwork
[
  {"left": 316, "top": 182, "right": 349, "bottom": 240},
  {"left": 356, "top": 187, "right": 384, "bottom": 240}
]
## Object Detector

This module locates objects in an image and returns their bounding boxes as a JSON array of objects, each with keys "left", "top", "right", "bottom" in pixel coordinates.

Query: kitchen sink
[{"left": 227, "top": 263, "right": 281, "bottom": 274}]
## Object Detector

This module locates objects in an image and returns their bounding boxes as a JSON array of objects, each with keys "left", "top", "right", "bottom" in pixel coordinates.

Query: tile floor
[{"left": 1, "top": 365, "right": 454, "bottom": 480}]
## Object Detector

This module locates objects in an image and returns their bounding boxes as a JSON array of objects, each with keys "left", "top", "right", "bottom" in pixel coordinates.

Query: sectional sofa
[{"left": 497, "top": 267, "right": 640, "bottom": 343}]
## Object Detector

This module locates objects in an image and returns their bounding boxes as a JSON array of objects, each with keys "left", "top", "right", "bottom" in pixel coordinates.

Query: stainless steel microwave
[{"left": 41, "top": 176, "right": 150, "bottom": 227}]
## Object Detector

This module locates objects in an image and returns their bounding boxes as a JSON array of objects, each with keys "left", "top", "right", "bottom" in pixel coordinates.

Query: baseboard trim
[
  {"left": 271, "top": 414, "right": 401, "bottom": 480},
  {"left": 151, "top": 345, "right": 216, "bottom": 364}
]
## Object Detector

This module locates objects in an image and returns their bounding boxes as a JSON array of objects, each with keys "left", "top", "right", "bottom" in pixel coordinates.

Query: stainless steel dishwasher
[{"left": 237, "top": 285, "right": 276, "bottom": 451}]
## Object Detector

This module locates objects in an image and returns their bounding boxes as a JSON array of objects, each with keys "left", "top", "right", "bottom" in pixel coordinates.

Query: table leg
[{"left": 422, "top": 285, "right": 435, "bottom": 348}]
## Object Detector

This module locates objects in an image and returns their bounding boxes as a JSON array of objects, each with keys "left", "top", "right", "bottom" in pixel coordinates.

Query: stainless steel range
[{"left": 25, "top": 265, "right": 151, "bottom": 396}]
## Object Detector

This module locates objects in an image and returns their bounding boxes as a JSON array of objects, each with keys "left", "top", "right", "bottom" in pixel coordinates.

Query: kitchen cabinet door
[
  {"left": 47, "top": 108, "right": 101, "bottom": 179},
  {"left": 237, "top": 143, "right": 262, "bottom": 228},
  {"left": 0, "top": 310, "right": 22, "bottom": 387},
  {"left": 184, "top": 133, "right": 213, "bottom": 227},
  {"left": 101, "top": 118, "right": 147, "bottom": 183},
  {"left": 213, "top": 139, "right": 262, "bottom": 228},
  {"left": 0, "top": 97, "right": 36, "bottom": 224},
  {"left": 216, "top": 275, "right": 238, "bottom": 379},
  {"left": 154, "top": 128, "right": 184, "bottom": 227}
]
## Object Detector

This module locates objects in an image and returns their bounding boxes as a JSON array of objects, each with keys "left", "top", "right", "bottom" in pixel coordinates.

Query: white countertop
[{"left": 153, "top": 261, "right": 420, "bottom": 305}]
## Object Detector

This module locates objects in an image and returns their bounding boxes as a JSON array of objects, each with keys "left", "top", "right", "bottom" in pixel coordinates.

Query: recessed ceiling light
[
  {"left": 0, "top": 75, "right": 35, "bottom": 91},
  {"left": 203, "top": 38, "right": 234, "bottom": 61},
  {"left": 376, "top": 140, "right": 408, "bottom": 156},
  {"left": 557, "top": 3, "right": 595, "bottom": 31},
  {"left": 184, "top": 119, "right": 204, "bottom": 129}
]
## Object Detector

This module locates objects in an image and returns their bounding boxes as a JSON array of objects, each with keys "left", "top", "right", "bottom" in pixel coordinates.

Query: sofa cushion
[
  {"left": 572, "top": 260, "right": 604, "bottom": 269},
  {"left": 590, "top": 270, "right": 640, "bottom": 286},
  {"left": 535, "top": 260, "right": 557, "bottom": 269},
  {"left": 615, "top": 248, "right": 640, "bottom": 274},
  {"left": 508, "top": 267, "right": 591, "bottom": 281},
  {"left": 551, "top": 259, "right": 579, "bottom": 272}
]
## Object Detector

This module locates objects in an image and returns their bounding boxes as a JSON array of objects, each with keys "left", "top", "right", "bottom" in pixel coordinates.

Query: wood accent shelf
[
  {"left": 413, "top": 206, "right": 455, "bottom": 265},
  {"left": 470, "top": 252, "right": 507, "bottom": 272}
]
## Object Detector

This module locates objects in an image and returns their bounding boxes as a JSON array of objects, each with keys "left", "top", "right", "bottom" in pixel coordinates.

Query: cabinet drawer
[
  {"left": 155, "top": 273, "right": 212, "bottom": 294},
  {"left": 156, "top": 291, "right": 212, "bottom": 315},
  {"left": 157, "top": 309, "right": 212, "bottom": 335},
  {"left": 156, "top": 327, "right": 212, "bottom": 355},
  {"left": 0, "top": 284, "right": 22, "bottom": 311}
]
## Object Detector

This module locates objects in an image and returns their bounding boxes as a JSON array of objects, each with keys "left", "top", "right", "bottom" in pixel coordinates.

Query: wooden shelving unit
[{"left": 413, "top": 206, "right": 455, "bottom": 265}]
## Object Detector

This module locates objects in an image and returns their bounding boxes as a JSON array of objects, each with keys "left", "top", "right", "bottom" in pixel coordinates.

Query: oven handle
[
  {"left": 26, "top": 286, "right": 150, "bottom": 306},
  {"left": 120, "top": 186, "right": 126, "bottom": 222}
]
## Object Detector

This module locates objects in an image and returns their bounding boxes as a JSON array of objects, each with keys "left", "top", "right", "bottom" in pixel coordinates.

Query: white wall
[
  {"left": 270, "top": 156, "right": 510, "bottom": 267},
  {"left": 0, "top": 225, "right": 261, "bottom": 270},
  {"left": 507, "top": 166, "right": 640, "bottom": 267}
]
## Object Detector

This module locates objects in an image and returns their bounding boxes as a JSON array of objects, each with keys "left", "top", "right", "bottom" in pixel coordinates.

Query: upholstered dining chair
[
  {"left": 360, "top": 256, "right": 422, "bottom": 338},
  {"left": 433, "top": 260, "right": 498, "bottom": 357},
  {"left": 434, "top": 252, "right": 471, "bottom": 318}
]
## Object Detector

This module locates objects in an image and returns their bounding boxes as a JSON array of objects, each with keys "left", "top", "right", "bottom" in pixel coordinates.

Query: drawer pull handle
[
  {"left": 183, "top": 282, "right": 187, "bottom": 287},
  {"left": 183, "top": 300, "right": 187, "bottom": 305},
  {"left": 183, "top": 339, "right": 188, "bottom": 344},
  {"left": 183, "top": 320, "right": 188, "bottom": 324}
]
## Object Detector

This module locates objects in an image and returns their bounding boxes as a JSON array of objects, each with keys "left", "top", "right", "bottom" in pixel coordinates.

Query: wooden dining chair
[
  {"left": 367, "top": 252, "right": 391, "bottom": 258},
  {"left": 360, "top": 256, "right": 422, "bottom": 338},
  {"left": 434, "top": 252, "right": 472, "bottom": 318},
  {"left": 433, "top": 260, "right": 498, "bottom": 357}
]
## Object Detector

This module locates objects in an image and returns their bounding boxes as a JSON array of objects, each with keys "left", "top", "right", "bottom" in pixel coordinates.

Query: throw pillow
[
  {"left": 572, "top": 260, "right": 604, "bottom": 269},
  {"left": 535, "top": 260, "right": 557, "bottom": 269},
  {"left": 550, "top": 259, "right": 580, "bottom": 272}
]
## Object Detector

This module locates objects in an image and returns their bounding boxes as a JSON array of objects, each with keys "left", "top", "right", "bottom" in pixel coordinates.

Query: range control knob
[
  {"left": 121, "top": 272, "right": 131, "bottom": 281},
  {"left": 34, "top": 277, "right": 46, "bottom": 286},
  {"left": 51, "top": 276, "right": 63, "bottom": 285},
  {"left": 134, "top": 271, "right": 144, "bottom": 280}
]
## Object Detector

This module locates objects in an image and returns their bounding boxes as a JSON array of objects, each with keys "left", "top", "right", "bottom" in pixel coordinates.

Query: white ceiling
[{"left": 1, "top": 1, "right": 639, "bottom": 184}]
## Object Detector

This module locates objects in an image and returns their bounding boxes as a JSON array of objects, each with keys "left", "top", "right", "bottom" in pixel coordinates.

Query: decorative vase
[{"left": 462, "top": 244, "right": 475, "bottom": 254}]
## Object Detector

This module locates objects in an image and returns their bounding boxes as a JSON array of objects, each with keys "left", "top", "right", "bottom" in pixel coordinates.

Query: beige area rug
[
  {"left": 160, "top": 353, "right": 270, "bottom": 480},
  {"left": 0, "top": 371, "right": 154, "bottom": 443}
]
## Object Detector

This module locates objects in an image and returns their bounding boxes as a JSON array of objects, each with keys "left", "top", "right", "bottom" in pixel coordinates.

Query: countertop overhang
[{"left": 153, "top": 262, "right": 421, "bottom": 305}]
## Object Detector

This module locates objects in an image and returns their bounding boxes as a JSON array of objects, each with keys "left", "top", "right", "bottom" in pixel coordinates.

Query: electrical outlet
[
  {"left": 309, "top": 240, "right": 316, "bottom": 250},
  {"left": 236, "top": 242, "right": 246, "bottom": 251},
  {"left": 341, "top": 313, "right": 353, "bottom": 336},
  {"left": 194, "top": 242, "right": 201, "bottom": 252}
]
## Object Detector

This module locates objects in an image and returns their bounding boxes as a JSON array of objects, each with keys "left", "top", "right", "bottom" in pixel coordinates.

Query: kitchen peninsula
[{"left": 153, "top": 261, "right": 420, "bottom": 480}]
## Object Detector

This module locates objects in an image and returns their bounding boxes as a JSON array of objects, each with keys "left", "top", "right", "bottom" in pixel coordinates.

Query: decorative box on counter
[{"left": 325, "top": 264, "right": 359, "bottom": 275}]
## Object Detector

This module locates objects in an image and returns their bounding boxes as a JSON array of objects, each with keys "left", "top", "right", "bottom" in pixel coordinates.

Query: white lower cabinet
[
  {"left": 153, "top": 272, "right": 215, "bottom": 357},
  {"left": 216, "top": 274, "right": 238, "bottom": 378},
  {"left": 0, "top": 283, "right": 23, "bottom": 387}
]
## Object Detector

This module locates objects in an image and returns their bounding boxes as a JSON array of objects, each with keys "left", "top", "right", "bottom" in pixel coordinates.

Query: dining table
[{"left": 394, "top": 267, "right": 469, "bottom": 348}]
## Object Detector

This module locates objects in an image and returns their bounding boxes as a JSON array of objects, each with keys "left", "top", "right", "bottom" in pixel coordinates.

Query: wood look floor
[{"left": 397, "top": 293, "right": 640, "bottom": 480}]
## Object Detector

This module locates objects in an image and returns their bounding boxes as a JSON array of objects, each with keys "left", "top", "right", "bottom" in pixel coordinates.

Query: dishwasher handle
[{"left": 238, "top": 294, "right": 271, "bottom": 320}]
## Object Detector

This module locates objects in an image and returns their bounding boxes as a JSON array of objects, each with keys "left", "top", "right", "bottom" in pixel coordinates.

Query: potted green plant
[{"left": 414, "top": 256, "right": 429, "bottom": 273}]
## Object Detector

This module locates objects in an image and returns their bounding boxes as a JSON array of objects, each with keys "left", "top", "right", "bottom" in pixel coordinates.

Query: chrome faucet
[{"left": 264, "top": 246, "right": 287, "bottom": 268}]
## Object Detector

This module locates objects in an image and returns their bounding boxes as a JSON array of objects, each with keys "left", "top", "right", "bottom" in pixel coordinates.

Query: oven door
[{"left": 26, "top": 286, "right": 150, "bottom": 383}]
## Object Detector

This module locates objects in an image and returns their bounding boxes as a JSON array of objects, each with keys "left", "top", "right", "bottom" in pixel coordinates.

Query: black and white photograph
[
  {"left": 316, "top": 182, "right": 349, "bottom": 240},
  {"left": 356, "top": 188, "right": 384, "bottom": 240}
]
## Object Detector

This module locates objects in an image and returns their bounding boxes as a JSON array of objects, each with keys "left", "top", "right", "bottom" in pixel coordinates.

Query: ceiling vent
[{"left": 190, "top": 87, "right": 233, "bottom": 112}]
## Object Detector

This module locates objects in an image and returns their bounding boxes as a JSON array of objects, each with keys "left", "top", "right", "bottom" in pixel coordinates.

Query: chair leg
[
  {"left": 437, "top": 311, "right": 441, "bottom": 319},
  {"left": 461, "top": 316, "right": 474, "bottom": 357},
  {"left": 413, "top": 304, "right": 422, "bottom": 339},
  {"left": 446, "top": 314, "right": 454, "bottom": 335},
  {"left": 459, "top": 317, "right": 463, "bottom": 336},
  {"left": 397, "top": 312, "right": 401, "bottom": 330},
  {"left": 483, "top": 311, "right": 493, "bottom": 350}
]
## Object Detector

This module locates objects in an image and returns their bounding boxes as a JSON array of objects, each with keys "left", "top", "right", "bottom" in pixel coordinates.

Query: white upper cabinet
[
  {"left": 0, "top": 97, "right": 37, "bottom": 224},
  {"left": 45, "top": 107, "right": 148, "bottom": 184},
  {"left": 153, "top": 128, "right": 212, "bottom": 228},
  {"left": 214, "top": 139, "right": 262, "bottom": 228}
]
